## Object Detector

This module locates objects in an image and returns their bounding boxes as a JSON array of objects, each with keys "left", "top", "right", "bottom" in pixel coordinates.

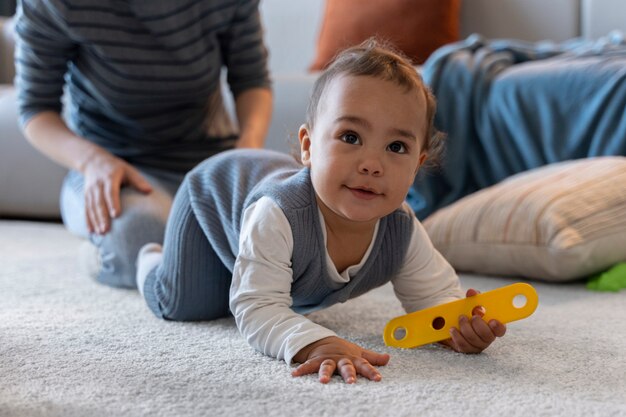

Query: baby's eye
[
  {"left": 388, "top": 141, "right": 407, "bottom": 154},
  {"left": 341, "top": 132, "right": 361, "bottom": 145}
]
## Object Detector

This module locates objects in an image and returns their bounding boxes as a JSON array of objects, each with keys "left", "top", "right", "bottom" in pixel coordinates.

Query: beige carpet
[{"left": 1, "top": 220, "right": 625, "bottom": 417}]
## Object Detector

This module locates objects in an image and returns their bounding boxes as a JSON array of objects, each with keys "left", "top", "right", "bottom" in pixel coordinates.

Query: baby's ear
[
  {"left": 298, "top": 124, "right": 312, "bottom": 166},
  {"left": 419, "top": 152, "right": 428, "bottom": 166},
  {"left": 414, "top": 152, "right": 428, "bottom": 176}
]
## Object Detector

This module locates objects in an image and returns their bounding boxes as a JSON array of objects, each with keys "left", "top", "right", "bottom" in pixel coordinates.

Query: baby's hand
[
  {"left": 291, "top": 336, "right": 390, "bottom": 384},
  {"left": 441, "top": 288, "right": 507, "bottom": 353}
]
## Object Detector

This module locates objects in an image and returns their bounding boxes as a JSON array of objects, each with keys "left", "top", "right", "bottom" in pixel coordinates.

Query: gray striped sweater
[
  {"left": 185, "top": 149, "right": 415, "bottom": 313},
  {"left": 15, "top": 0, "right": 270, "bottom": 172}
]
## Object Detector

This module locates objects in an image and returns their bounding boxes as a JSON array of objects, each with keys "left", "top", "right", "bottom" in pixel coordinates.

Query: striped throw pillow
[{"left": 423, "top": 157, "right": 626, "bottom": 281}]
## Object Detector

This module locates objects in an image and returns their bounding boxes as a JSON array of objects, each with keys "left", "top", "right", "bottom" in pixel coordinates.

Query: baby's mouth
[{"left": 347, "top": 186, "right": 382, "bottom": 200}]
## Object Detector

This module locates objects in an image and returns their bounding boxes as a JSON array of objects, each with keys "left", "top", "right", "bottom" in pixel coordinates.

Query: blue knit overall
[{"left": 143, "top": 149, "right": 413, "bottom": 320}]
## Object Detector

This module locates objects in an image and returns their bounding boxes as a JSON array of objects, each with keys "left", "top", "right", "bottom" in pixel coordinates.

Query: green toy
[{"left": 586, "top": 263, "right": 626, "bottom": 292}]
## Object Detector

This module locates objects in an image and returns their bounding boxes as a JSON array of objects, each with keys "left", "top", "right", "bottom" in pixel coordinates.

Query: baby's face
[{"left": 299, "top": 74, "right": 427, "bottom": 225}]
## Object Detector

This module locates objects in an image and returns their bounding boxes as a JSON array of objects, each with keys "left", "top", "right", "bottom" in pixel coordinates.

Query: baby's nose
[{"left": 358, "top": 157, "right": 383, "bottom": 176}]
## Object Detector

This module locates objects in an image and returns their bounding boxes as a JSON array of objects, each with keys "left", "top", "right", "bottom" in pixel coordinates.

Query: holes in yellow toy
[
  {"left": 432, "top": 316, "right": 445, "bottom": 330},
  {"left": 513, "top": 294, "right": 527, "bottom": 308},
  {"left": 393, "top": 326, "right": 407, "bottom": 341}
]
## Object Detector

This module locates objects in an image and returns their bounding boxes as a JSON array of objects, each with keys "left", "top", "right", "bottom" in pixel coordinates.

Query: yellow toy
[{"left": 383, "top": 283, "right": 538, "bottom": 348}]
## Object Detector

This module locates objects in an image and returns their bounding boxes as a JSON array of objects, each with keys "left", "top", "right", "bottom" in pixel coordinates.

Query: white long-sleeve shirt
[{"left": 229, "top": 197, "right": 463, "bottom": 364}]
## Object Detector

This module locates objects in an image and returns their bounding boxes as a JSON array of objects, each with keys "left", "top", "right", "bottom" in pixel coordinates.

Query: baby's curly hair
[{"left": 305, "top": 37, "right": 445, "bottom": 167}]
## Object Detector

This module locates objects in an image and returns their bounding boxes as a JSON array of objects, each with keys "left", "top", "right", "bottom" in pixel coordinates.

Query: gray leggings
[
  {"left": 142, "top": 179, "right": 232, "bottom": 321},
  {"left": 61, "top": 168, "right": 185, "bottom": 288}
]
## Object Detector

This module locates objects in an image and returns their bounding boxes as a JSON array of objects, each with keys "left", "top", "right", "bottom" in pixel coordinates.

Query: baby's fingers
[
  {"left": 466, "top": 289, "right": 487, "bottom": 317},
  {"left": 465, "top": 288, "right": 480, "bottom": 297},
  {"left": 489, "top": 319, "right": 507, "bottom": 337},
  {"left": 470, "top": 315, "right": 497, "bottom": 345},
  {"left": 318, "top": 359, "right": 337, "bottom": 384},
  {"left": 452, "top": 316, "right": 507, "bottom": 354},
  {"left": 449, "top": 327, "right": 480, "bottom": 353},
  {"left": 451, "top": 316, "right": 486, "bottom": 353},
  {"left": 337, "top": 358, "right": 357, "bottom": 384},
  {"left": 353, "top": 359, "right": 383, "bottom": 382},
  {"left": 360, "top": 349, "right": 390, "bottom": 367},
  {"left": 291, "top": 358, "right": 323, "bottom": 377}
]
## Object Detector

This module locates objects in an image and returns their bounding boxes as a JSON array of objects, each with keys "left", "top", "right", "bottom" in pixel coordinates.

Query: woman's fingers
[
  {"left": 86, "top": 181, "right": 110, "bottom": 234},
  {"left": 82, "top": 153, "right": 152, "bottom": 234},
  {"left": 85, "top": 188, "right": 95, "bottom": 234},
  {"left": 104, "top": 177, "right": 122, "bottom": 219},
  {"left": 126, "top": 166, "right": 153, "bottom": 194}
]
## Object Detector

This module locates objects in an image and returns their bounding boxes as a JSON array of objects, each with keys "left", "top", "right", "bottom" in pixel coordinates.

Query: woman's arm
[
  {"left": 23, "top": 111, "right": 103, "bottom": 173},
  {"left": 16, "top": 0, "right": 87, "bottom": 170},
  {"left": 15, "top": 2, "right": 151, "bottom": 233},
  {"left": 234, "top": 87, "right": 272, "bottom": 149},
  {"left": 222, "top": 0, "right": 272, "bottom": 148},
  {"left": 23, "top": 112, "right": 152, "bottom": 235}
]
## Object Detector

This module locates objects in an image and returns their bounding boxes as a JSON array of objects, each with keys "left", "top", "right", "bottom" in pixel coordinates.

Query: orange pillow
[{"left": 309, "top": 0, "right": 461, "bottom": 71}]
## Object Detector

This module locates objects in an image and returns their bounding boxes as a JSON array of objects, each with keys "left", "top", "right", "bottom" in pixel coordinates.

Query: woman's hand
[
  {"left": 440, "top": 288, "right": 507, "bottom": 353},
  {"left": 291, "top": 336, "right": 390, "bottom": 384},
  {"left": 81, "top": 150, "right": 152, "bottom": 234}
]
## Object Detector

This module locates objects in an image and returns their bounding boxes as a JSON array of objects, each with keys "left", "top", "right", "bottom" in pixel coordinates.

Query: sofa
[{"left": 0, "top": 0, "right": 624, "bottom": 219}]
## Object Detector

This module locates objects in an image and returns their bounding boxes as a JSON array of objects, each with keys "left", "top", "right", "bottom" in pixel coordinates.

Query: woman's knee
[
  {"left": 60, "top": 171, "right": 89, "bottom": 238},
  {"left": 94, "top": 190, "right": 172, "bottom": 288}
]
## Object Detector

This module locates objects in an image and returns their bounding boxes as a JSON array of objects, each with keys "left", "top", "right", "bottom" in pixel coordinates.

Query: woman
[{"left": 15, "top": 0, "right": 272, "bottom": 288}]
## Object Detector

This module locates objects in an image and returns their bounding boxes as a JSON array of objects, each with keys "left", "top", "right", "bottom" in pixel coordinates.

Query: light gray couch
[
  {"left": 1, "top": 0, "right": 622, "bottom": 219},
  {"left": 0, "top": 16, "right": 69, "bottom": 218}
]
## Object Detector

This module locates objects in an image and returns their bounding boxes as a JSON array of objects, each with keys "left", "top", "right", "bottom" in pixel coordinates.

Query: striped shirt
[{"left": 15, "top": 0, "right": 270, "bottom": 172}]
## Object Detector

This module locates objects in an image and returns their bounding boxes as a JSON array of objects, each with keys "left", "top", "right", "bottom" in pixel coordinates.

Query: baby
[{"left": 136, "top": 39, "right": 506, "bottom": 384}]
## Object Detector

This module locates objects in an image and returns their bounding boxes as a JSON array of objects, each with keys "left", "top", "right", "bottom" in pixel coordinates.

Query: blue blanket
[{"left": 409, "top": 33, "right": 626, "bottom": 219}]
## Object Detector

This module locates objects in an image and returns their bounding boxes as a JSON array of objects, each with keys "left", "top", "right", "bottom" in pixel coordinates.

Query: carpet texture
[{"left": 1, "top": 220, "right": 625, "bottom": 417}]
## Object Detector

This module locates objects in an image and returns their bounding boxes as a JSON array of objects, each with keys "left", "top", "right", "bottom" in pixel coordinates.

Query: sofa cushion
[
  {"left": 423, "top": 157, "right": 626, "bottom": 282},
  {"left": 0, "top": 17, "right": 15, "bottom": 83},
  {"left": 0, "top": 87, "right": 67, "bottom": 218},
  {"left": 309, "top": 0, "right": 461, "bottom": 70}
]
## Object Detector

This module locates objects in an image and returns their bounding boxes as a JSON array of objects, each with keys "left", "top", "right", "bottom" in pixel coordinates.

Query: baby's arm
[
  {"left": 392, "top": 211, "right": 506, "bottom": 353},
  {"left": 391, "top": 210, "right": 464, "bottom": 312},
  {"left": 231, "top": 198, "right": 390, "bottom": 383},
  {"left": 230, "top": 198, "right": 337, "bottom": 363}
]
